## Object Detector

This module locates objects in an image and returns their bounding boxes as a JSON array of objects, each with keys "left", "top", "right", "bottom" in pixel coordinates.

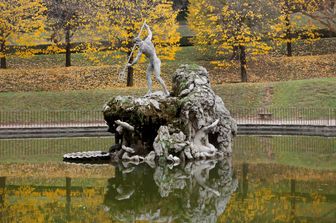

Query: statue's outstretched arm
[
  {"left": 128, "top": 50, "right": 142, "bottom": 66},
  {"left": 144, "top": 24, "right": 152, "bottom": 41}
]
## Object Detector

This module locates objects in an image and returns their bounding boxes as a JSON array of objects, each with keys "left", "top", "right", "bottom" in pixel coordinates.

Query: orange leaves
[
  {"left": 0, "top": 40, "right": 335, "bottom": 91},
  {"left": 0, "top": 63, "right": 166, "bottom": 91},
  {"left": 204, "top": 53, "right": 336, "bottom": 84}
]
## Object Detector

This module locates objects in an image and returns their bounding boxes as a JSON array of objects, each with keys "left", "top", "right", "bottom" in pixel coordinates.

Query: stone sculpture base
[{"left": 102, "top": 65, "right": 237, "bottom": 165}]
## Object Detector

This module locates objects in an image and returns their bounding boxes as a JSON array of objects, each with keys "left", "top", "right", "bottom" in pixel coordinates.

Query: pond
[{"left": 0, "top": 136, "right": 335, "bottom": 222}]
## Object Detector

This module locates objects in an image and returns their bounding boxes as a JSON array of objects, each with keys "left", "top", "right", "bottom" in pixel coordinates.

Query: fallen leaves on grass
[
  {"left": 209, "top": 53, "right": 336, "bottom": 84},
  {"left": 0, "top": 54, "right": 335, "bottom": 92}
]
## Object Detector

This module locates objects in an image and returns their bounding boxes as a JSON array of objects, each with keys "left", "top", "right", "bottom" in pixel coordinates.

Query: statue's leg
[
  {"left": 153, "top": 58, "right": 169, "bottom": 95},
  {"left": 146, "top": 63, "right": 154, "bottom": 95}
]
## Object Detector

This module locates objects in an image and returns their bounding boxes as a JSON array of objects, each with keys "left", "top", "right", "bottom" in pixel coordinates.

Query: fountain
[{"left": 64, "top": 65, "right": 237, "bottom": 165}]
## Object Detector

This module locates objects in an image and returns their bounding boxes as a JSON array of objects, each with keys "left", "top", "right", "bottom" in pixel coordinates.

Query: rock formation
[{"left": 103, "top": 64, "right": 237, "bottom": 164}]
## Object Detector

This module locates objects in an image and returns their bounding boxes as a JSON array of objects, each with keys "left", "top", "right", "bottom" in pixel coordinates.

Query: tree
[
  {"left": 270, "top": 0, "right": 320, "bottom": 56},
  {"left": 172, "top": 0, "right": 189, "bottom": 21},
  {"left": 44, "top": 0, "right": 93, "bottom": 67},
  {"left": 303, "top": 0, "right": 336, "bottom": 33},
  {"left": 188, "top": 0, "right": 271, "bottom": 82},
  {"left": 0, "top": 0, "right": 46, "bottom": 69},
  {"left": 85, "top": 0, "right": 180, "bottom": 86}
]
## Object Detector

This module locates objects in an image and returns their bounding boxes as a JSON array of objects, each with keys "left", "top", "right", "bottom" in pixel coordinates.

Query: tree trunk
[
  {"left": 287, "top": 41, "right": 292, "bottom": 57},
  {"left": 0, "top": 57, "right": 6, "bottom": 69},
  {"left": 229, "top": 46, "right": 239, "bottom": 61},
  {"left": 0, "top": 42, "right": 6, "bottom": 69},
  {"left": 65, "top": 27, "right": 71, "bottom": 67},
  {"left": 127, "top": 51, "right": 134, "bottom": 87},
  {"left": 285, "top": 7, "right": 292, "bottom": 57},
  {"left": 239, "top": 45, "right": 247, "bottom": 82}
]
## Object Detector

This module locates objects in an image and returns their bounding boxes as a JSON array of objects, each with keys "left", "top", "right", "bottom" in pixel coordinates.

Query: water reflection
[
  {"left": 0, "top": 160, "right": 237, "bottom": 223},
  {"left": 0, "top": 136, "right": 335, "bottom": 222},
  {"left": 105, "top": 159, "right": 237, "bottom": 222},
  {"left": 0, "top": 177, "right": 4, "bottom": 207},
  {"left": 0, "top": 136, "right": 335, "bottom": 166},
  {"left": 1, "top": 161, "right": 335, "bottom": 222}
]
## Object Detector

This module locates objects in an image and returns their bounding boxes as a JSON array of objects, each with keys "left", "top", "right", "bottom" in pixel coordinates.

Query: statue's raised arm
[{"left": 144, "top": 23, "right": 152, "bottom": 42}]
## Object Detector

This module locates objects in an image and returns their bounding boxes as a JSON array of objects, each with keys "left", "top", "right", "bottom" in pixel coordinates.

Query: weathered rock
[{"left": 103, "top": 64, "right": 237, "bottom": 163}]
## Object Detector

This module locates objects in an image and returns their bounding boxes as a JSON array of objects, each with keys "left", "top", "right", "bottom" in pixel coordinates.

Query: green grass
[
  {"left": 213, "top": 83, "right": 265, "bottom": 109},
  {"left": 272, "top": 78, "right": 336, "bottom": 108},
  {"left": 177, "top": 24, "right": 194, "bottom": 37},
  {"left": 270, "top": 78, "right": 336, "bottom": 118},
  {"left": 0, "top": 80, "right": 327, "bottom": 110},
  {"left": 1, "top": 77, "right": 335, "bottom": 112},
  {"left": 0, "top": 88, "right": 146, "bottom": 111}
]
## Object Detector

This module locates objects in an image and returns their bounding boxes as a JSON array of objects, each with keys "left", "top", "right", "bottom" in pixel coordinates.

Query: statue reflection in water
[{"left": 103, "top": 158, "right": 237, "bottom": 223}]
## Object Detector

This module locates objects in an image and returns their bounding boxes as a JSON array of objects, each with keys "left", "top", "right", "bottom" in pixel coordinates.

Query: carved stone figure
[
  {"left": 128, "top": 23, "right": 169, "bottom": 96},
  {"left": 103, "top": 64, "right": 237, "bottom": 163},
  {"left": 64, "top": 65, "right": 237, "bottom": 164}
]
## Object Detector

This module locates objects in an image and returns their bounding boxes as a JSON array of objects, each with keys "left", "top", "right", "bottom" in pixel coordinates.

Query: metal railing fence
[
  {"left": 0, "top": 110, "right": 104, "bottom": 128},
  {"left": 230, "top": 107, "right": 336, "bottom": 126},
  {"left": 0, "top": 108, "right": 335, "bottom": 128}
]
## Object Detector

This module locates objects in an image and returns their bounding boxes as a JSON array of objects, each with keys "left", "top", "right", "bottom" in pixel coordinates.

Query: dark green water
[{"left": 0, "top": 136, "right": 335, "bottom": 222}]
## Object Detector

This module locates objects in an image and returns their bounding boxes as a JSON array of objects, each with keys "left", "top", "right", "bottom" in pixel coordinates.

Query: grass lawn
[
  {"left": 0, "top": 77, "right": 334, "bottom": 124},
  {"left": 272, "top": 78, "right": 336, "bottom": 108},
  {"left": 0, "top": 78, "right": 335, "bottom": 113}
]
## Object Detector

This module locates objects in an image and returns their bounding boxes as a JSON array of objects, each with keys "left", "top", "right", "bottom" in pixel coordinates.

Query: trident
[{"left": 118, "top": 20, "right": 147, "bottom": 81}]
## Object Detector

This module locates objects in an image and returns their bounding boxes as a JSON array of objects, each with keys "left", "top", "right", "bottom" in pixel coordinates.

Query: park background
[
  {"left": 0, "top": 1, "right": 336, "bottom": 222},
  {"left": 0, "top": 0, "right": 335, "bottom": 114}
]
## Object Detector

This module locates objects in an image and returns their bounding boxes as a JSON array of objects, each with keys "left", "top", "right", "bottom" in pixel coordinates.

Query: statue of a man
[{"left": 128, "top": 23, "right": 169, "bottom": 96}]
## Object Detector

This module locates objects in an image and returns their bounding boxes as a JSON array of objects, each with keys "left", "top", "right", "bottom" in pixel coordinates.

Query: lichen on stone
[{"left": 103, "top": 64, "right": 237, "bottom": 164}]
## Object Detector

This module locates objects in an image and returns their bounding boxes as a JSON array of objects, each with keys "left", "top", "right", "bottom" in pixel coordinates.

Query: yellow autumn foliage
[
  {"left": 42, "top": 0, "right": 95, "bottom": 57},
  {"left": 270, "top": 0, "right": 320, "bottom": 47},
  {"left": 188, "top": 0, "right": 271, "bottom": 67},
  {"left": 83, "top": 0, "right": 180, "bottom": 67},
  {"left": 0, "top": 0, "right": 46, "bottom": 60}
]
